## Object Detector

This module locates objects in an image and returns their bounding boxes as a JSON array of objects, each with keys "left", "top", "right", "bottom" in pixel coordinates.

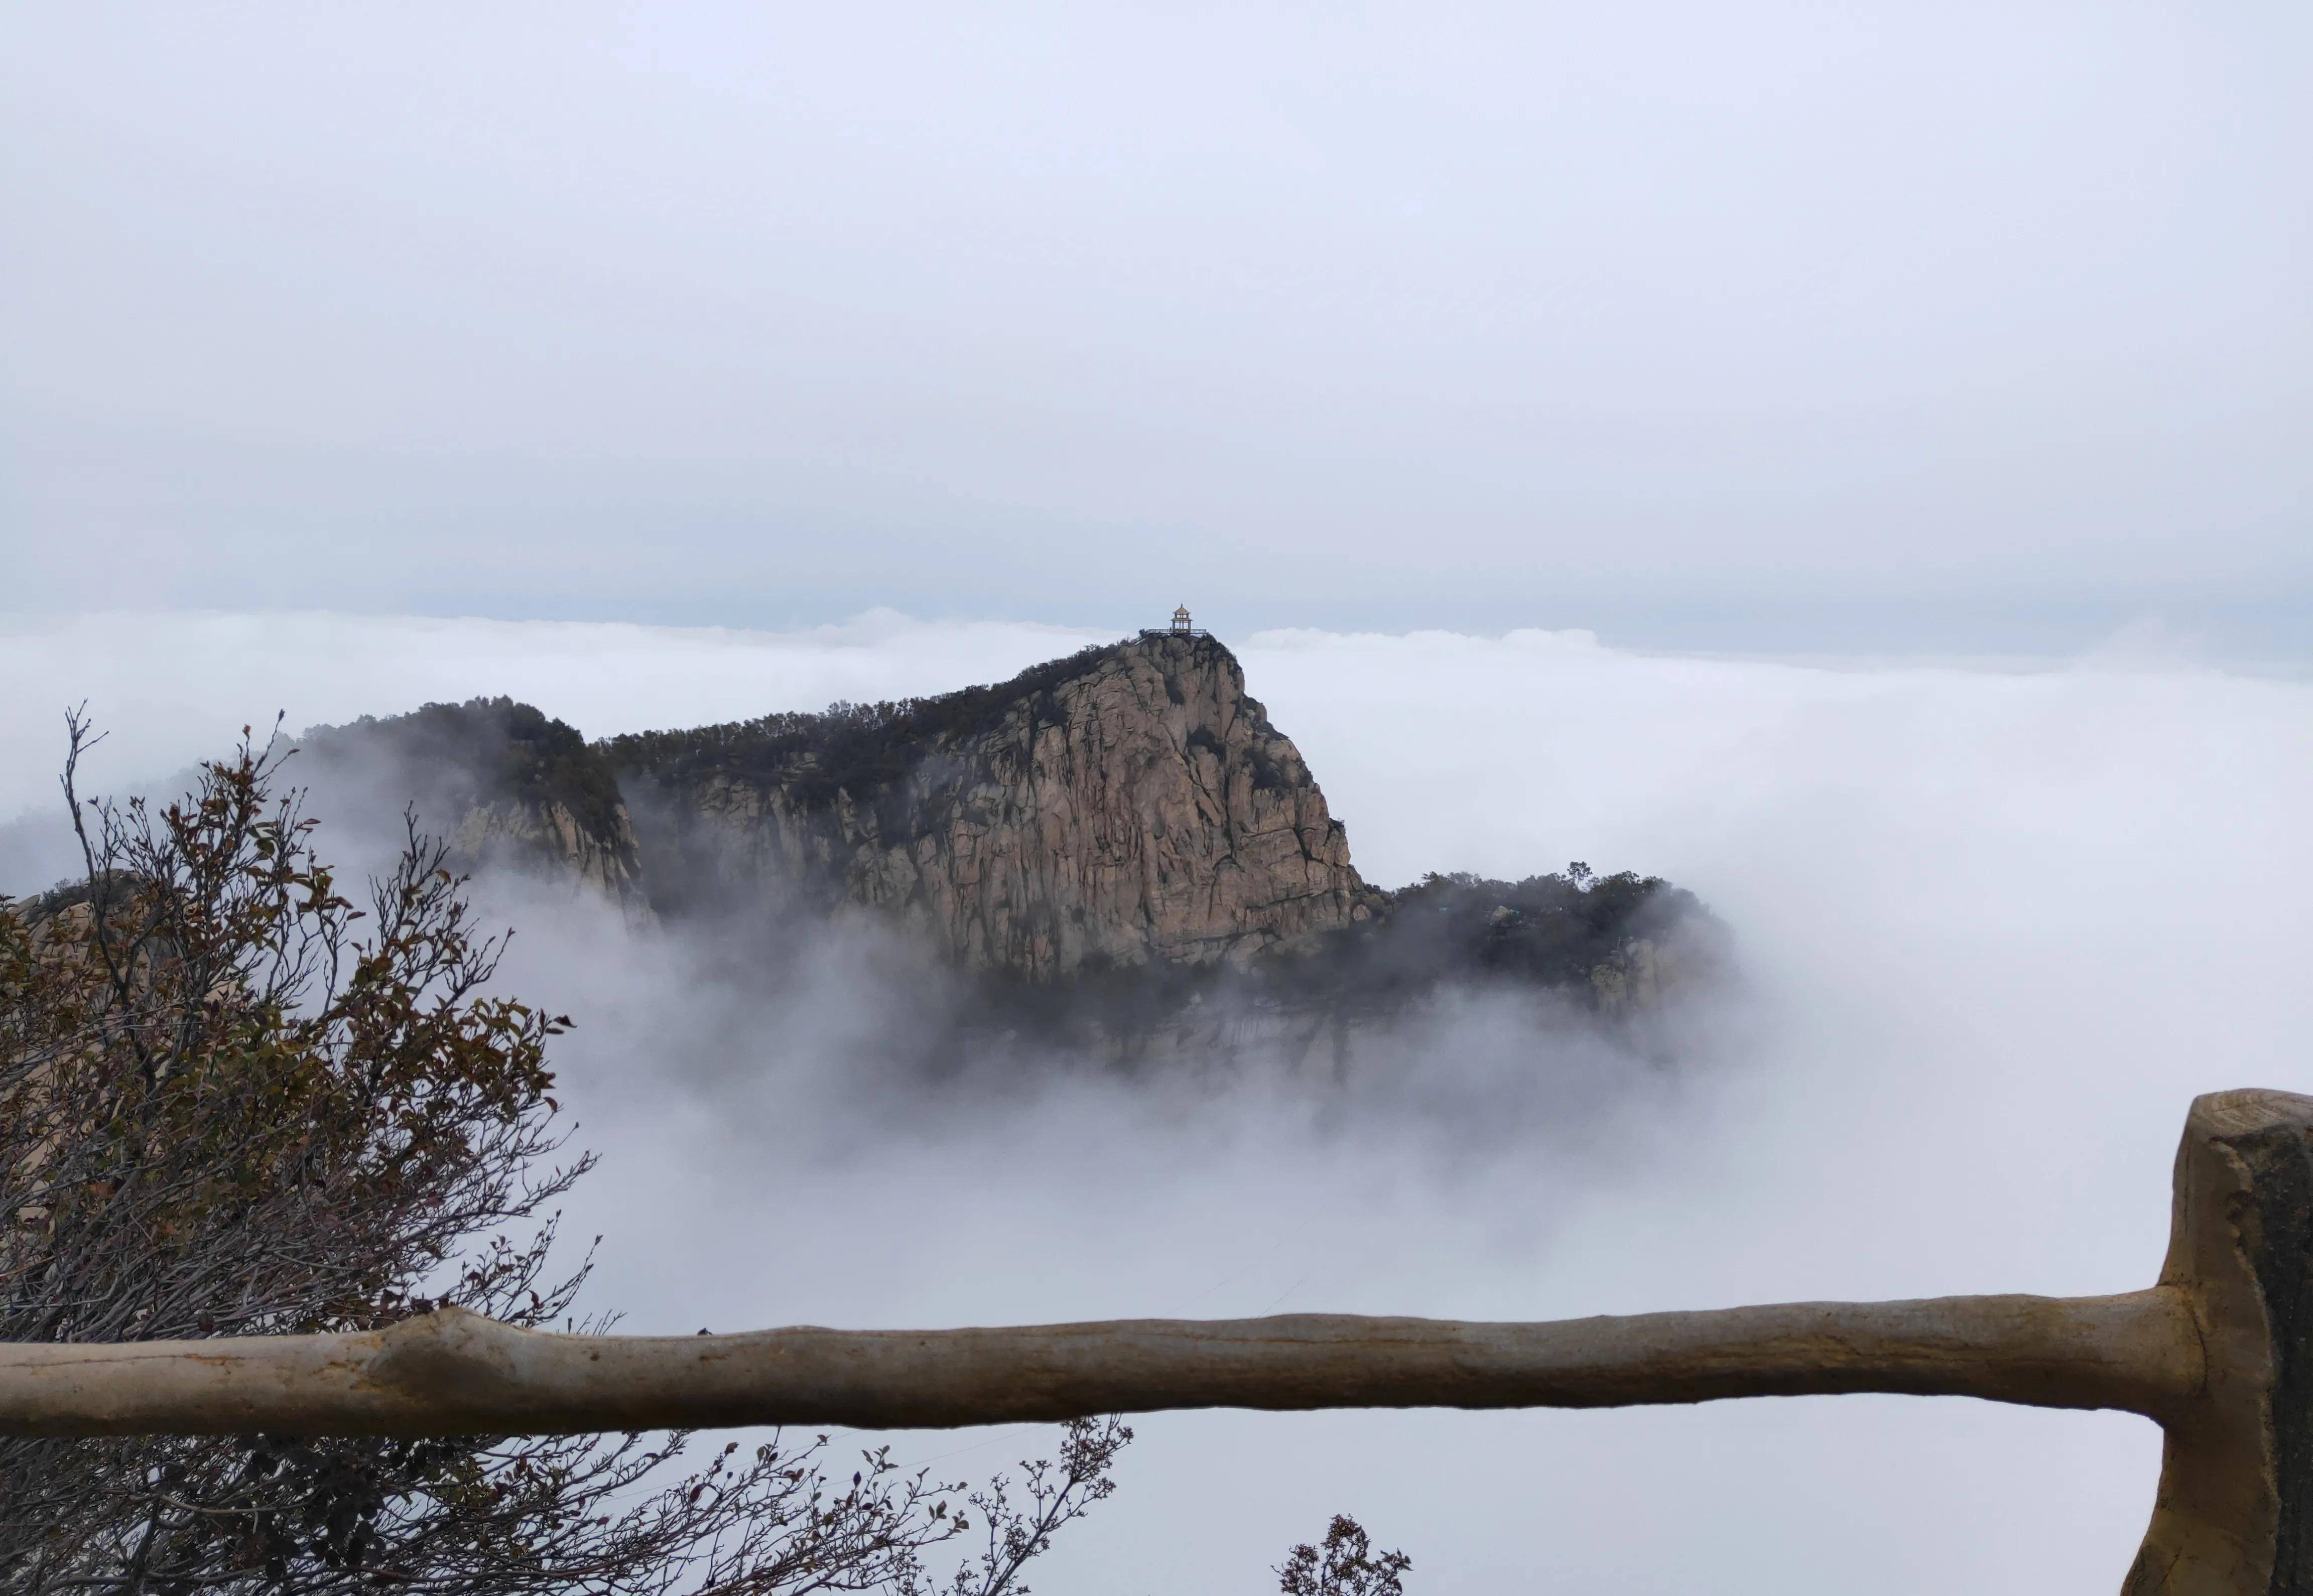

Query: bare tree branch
[{"left": 1, "top": 721, "right": 1123, "bottom": 1595}]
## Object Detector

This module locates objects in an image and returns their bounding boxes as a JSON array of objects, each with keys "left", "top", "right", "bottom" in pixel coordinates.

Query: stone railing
[{"left": 4, "top": 1088, "right": 2307, "bottom": 1595}]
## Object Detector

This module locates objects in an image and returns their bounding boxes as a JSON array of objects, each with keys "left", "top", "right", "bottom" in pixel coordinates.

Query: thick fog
[
  {"left": 6, "top": 610, "right": 2309, "bottom": 1591},
  {"left": 6, "top": 4, "right": 2310, "bottom": 652}
]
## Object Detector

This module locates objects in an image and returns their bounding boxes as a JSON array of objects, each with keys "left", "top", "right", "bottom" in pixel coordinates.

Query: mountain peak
[{"left": 607, "top": 630, "right": 1371, "bottom": 976}]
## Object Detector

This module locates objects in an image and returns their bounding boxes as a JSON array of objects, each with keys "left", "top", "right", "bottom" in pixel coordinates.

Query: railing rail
[{"left": 3, "top": 1088, "right": 2306, "bottom": 1596}]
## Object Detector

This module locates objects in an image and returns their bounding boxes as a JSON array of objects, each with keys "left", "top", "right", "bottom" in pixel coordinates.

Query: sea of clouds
[{"left": 5, "top": 608, "right": 2310, "bottom": 1593}]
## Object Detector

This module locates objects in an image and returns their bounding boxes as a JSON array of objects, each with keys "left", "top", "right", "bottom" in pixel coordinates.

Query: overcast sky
[{"left": 5, "top": 3, "right": 2308, "bottom": 652}]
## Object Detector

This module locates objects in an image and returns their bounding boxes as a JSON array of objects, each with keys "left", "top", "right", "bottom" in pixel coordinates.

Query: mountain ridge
[
  {"left": 286, "top": 631, "right": 1718, "bottom": 1018},
  {"left": 604, "top": 631, "right": 1373, "bottom": 975}
]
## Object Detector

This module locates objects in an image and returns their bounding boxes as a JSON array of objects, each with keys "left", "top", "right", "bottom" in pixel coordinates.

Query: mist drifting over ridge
[{"left": 4, "top": 608, "right": 2311, "bottom": 1591}]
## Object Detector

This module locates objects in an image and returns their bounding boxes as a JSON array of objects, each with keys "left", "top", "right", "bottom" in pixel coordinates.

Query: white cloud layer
[{"left": 6, "top": 609, "right": 2311, "bottom": 1593}]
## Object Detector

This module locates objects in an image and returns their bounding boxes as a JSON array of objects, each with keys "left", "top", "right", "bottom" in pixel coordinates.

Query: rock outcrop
[
  {"left": 606, "top": 633, "right": 1374, "bottom": 976},
  {"left": 446, "top": 793, "right": 648, "bottom": 910},
  {"left": 284, "top": 634, "right": 1717, "bottom": 1018},
  {"left": 293, "top": 699, "right": 652, "bottom": 923}
]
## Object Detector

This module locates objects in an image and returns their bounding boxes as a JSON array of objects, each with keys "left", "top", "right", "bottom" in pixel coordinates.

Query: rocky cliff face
[
  {"left": 293, "top": 699, "right": 652, "bottom": 923},
  {"left": 285, "top": 637, "right": 1715, "bottom": 1019},
  {"left": 608, "top": 633, "right": 1374, "bottom": 976},
  {"left": 446, "top": 794, "right": 649, "bottom": 910}
]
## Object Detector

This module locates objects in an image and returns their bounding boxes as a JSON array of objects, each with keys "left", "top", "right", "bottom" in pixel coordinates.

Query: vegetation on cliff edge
[{"left": 600, "top": 635, "right": 1237, "bottom": 811}]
